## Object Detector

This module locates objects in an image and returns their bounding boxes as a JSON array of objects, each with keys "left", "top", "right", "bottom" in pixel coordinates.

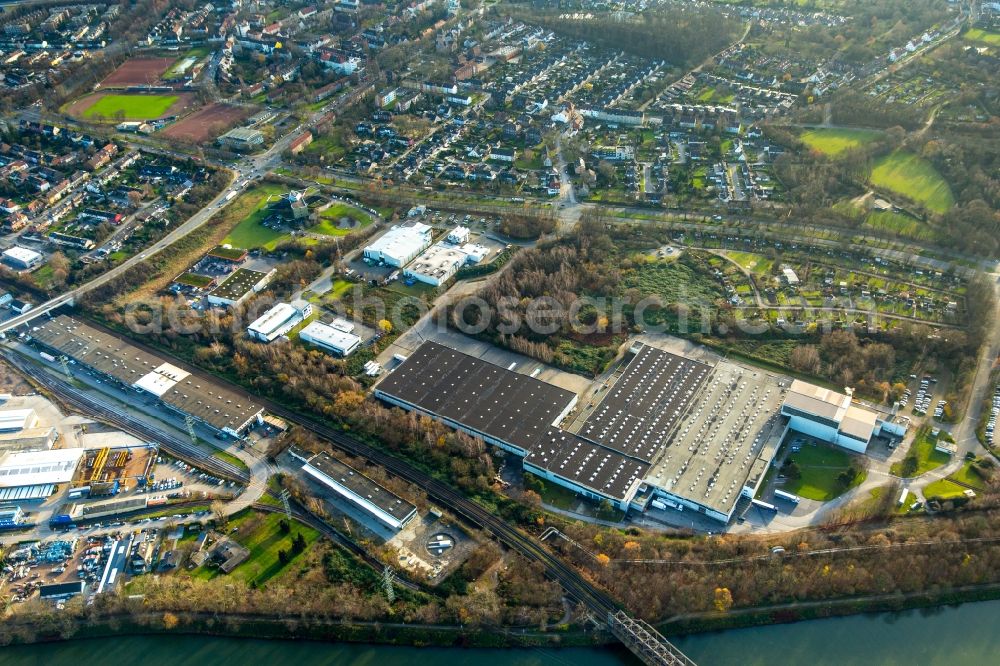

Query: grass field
[
  {"left": 947, "top": 461, "right": 989, "bottom": 490},
  {"left": 211, "top": 448, "right": 250, "bottom": 472},
  {"left": 191, "top": 510, "right": 320, "bottom": 586},
  {"left": 724, "top": 250, "right": 773, "bottom": 275},
  {"left": 922, "top": 478, "right": 967, "bottom": 500},
  {"left": 799, "top": 128, "right": 881, "bottom": 156},
  {"left": 781, "top": 443, "right": 865, "bottom": 501},
  {"left": 922, "top": 459, "right": 990, "bottom": 501},
  {"left": 222, "top": 183, "right": 290, "bottom": 250},
  {"left": 83, "top": 94, "right": 178, "bottom": 120},
  {"left": 175, "top": 272, "right": 214, "bottom": 288},
  {"left": 863, "top": 210, "right": 933, "bottom": 240},
  {"left": 309, "top": 203, "right": 373, "bottom": 237},
  {"left": 890, "top": 427, "right": 950, "bottom": 477},
  {"left": 963, "top": 28, "right": 1000, "bottom": 46},
  {"left": 870, "top": 151, "right": 954, "bottom": 214}
]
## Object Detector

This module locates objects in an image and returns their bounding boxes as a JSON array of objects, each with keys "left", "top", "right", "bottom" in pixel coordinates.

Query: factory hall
[{"left": 376, "top": 339, "right": 904, "bottom": 524}]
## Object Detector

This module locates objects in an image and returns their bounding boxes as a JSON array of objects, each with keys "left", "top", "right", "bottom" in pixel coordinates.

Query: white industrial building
[
  {"left": 299, "top": 320, "right": 361, "bottom": 356},
  {"left": 2, "top": 246, "right": 43, "bottom": 271},
  {"left": 0, "top": 408, "right": 38, "bottom": 433},
  {"left": 302, "top": 452, "right": 417, "bottom": 530},
  {"left": 247, "top": 300, "right": 313, "bottom": 342},
  {"left": 363, "top": 223, "right": 432, "bottom": 267},
  {"left": 780, "top": 380, "right": 906, "bottom": 453},
  {"left": 446, "top": 225, "right": 470, "bottom": 244},
  {"left": 404, "top": 242, "right": 468, "bottom": 286},
  {"left": 0, "top": 448, "right": 83, "bottom": 502},
  {"left": 460, "top": 243, "right": 489, "bottom": 263}
]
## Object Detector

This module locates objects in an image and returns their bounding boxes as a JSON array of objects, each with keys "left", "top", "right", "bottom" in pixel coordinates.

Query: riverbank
[
  {"left": 10, "top": 580, "right": 1000, "bottom": 653},
  {"left": 0, "top": 610, "right": 615, "bottom": 650},
  {"left": 11, "top": 597, "right": 1000, "bottom": 666},
  {"left": 659, "top": 580, "right": 1000, "bottom": 636}
]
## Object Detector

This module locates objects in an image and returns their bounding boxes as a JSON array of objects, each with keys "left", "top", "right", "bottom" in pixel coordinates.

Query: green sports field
[
  {"left": 870, "top": 150, "right": 954, "bottom": 214},
  {"left": 83, "top": 94, "right": 179, "bottom": 120},
  {"left": 799, "top": 128, "right": 882, "bottom": 156},
  {"left": 963, "top": 28, "right": 1000, "bottom": 46}
]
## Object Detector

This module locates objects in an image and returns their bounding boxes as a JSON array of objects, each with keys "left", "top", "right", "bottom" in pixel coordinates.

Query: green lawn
[
  {"left": 309, "top": 203, "right": 373, "bottom": 237},
  {"left": 963, "top": 28, "right": 1000, "bottom": 46},
  {"left": 725, "top": 250, "right": 772, "bottom": 275},
  {"left": 781, "top": 443, "right": 865, "bottom": 501},
  {"left": 921, "top": 456, "right": 987, "bottom": 501},
  {"left": 863, "top": 210, "right": 932, "bottom": 240},
  {"left": 799, "top": 128, "right": 881, "bottom": 156},
  {"left": 221, "top": 183, "right": 290, "bottom": 250},
  {"left": 192, "top": 510, "right": 320, "bottom": 586},
  {"left": 922, "top": 478, "right": 967, "bottom": 500},
  {"left": 84, "top": 94, "right": 178, "bottom": 120},
  {"left": 936, "top": 459, "right": 990, "bottom": 492},
  {"left": 870, "top": 151, "right": 954, "bottom": 214},
  {"left": 175, "top": 272, "right": 214, "bottom": 288},
  {"left": 329, "top": 278, "right": 354, "bottom": 299},
  {"left": 890, "top": 427, "right": 950, "bottom": 477}
]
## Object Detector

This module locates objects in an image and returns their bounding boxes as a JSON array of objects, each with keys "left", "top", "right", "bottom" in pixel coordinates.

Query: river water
[{"left": 3, "top": 599, "right": 1000, "bottom": 665}]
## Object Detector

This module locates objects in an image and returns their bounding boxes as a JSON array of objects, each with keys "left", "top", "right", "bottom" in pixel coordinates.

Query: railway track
[
  {"left": 251, "top": 401, "right": 619, "bottom": 616},
  {"left": 10, "top": 325, "right": 618, "bottom": 615},
  {"left": 2, "top": 351, "right": 250, "bottom": 484},
  {"left": 252, "top": 501, "right": 423, "bottom": 593},
  {"left": 7, "top": 326, "right": 695, "bottom": 664}
]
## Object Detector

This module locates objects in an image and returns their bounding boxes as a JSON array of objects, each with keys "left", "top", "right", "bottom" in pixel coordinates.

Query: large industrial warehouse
[
  {"left": 376, "top": 339, "right": 904, "bottom": 524},
  {"left": 29, "top": 315, "right": 264, "bottom": 438}
]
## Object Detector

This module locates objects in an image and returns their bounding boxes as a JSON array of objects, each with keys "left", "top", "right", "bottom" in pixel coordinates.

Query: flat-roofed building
[
  {"left": 404, "top": 242, "right": 467, "bottom": 286},
  {"left": 247, "top": 300, "right": 312, "bottom": 342},
  {"left": 377, "top": 340, "right": 789, "bottom": 520},
  {"left": 29, "top": 315, "right": 264, "bottom": 437},
  {"left": 207, "top": 268, "right": 275, "bottom": 308},
  {"left": 446, "top": 225, "right": 470, "bottom": 244},
  {"left": 363, "top": 223, "right": 432, "bottom": 267},
  {"left": 375, "top": 341, "right": 578, "bottom": 457},
  {"left": 525, "top": 428, "right": 649, "bottom": 508},
  {"left": 2, "top": 246, "right": 43, "bottom": 271},
  {"left": 39, "top": 581, "right": 85, "bottom": 601},
  {"left": 640, "top": 357, "right": 787, "bottom": 521},
  {"left": 0, "top": 448, "right": 83, "bottom": 502},
  {"left": 299, "top": 320, "right": 361, "bottom": 356},
  {"left": 303, "top": 452, "right": 417, "bottom": 530},
  {"left": 133, "top": 362, "right": 190, "bottom": 397},
  {"left": 217, "top": 127, "right": 264, "bottom": 150},
  {"left": 0, "top": 426, "right": 58, "bottom": 452},
  {"left": 780, "top": 379, "right": 900, "bottom": 453},
  {"left": 0, "top": 408, "right": 37, "bottom": 432}
]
